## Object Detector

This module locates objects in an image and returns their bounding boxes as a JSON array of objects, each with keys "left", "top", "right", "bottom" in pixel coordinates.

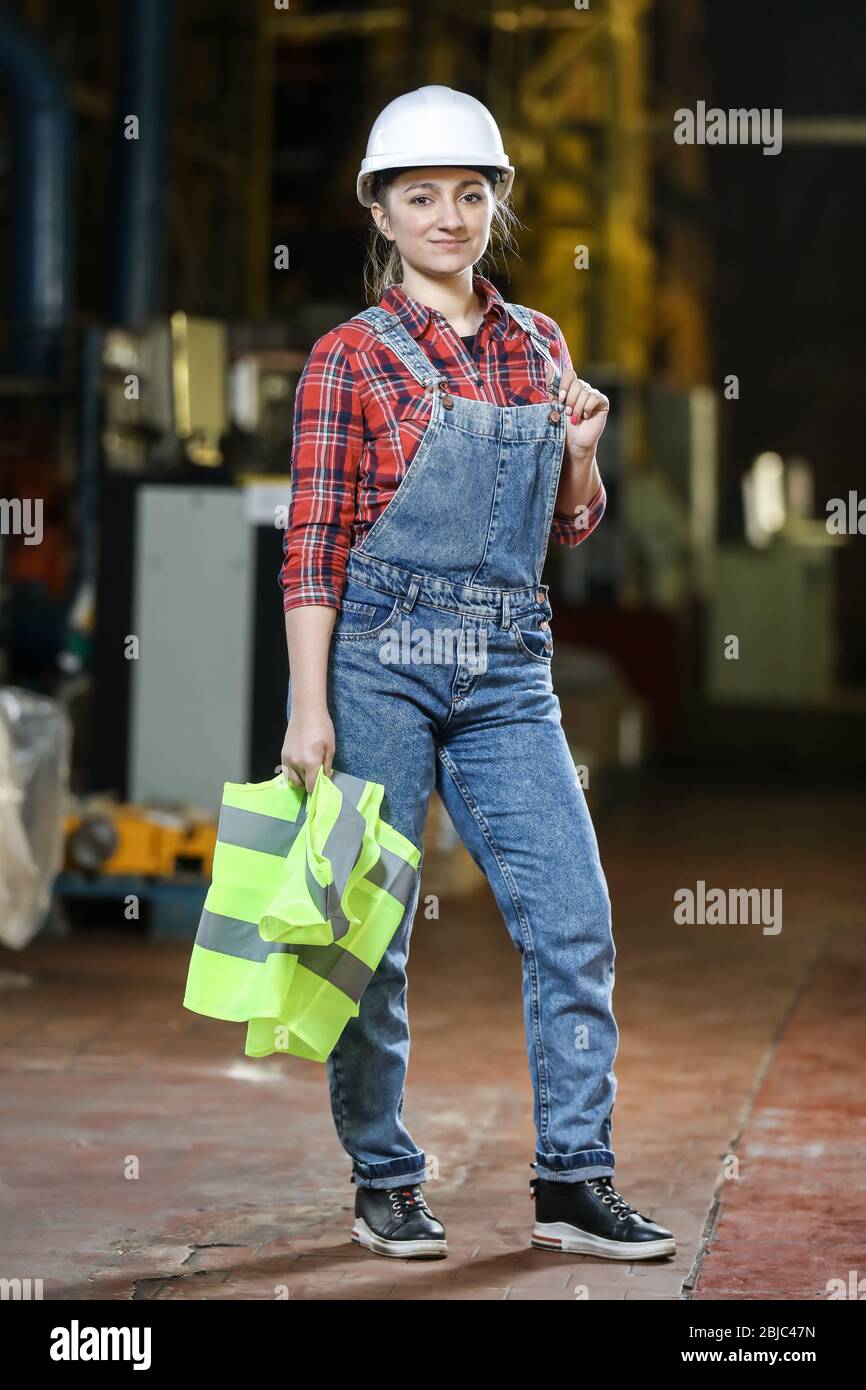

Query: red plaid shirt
[{"left": 279, "top": 271, "right": 606, "bottom": 612}]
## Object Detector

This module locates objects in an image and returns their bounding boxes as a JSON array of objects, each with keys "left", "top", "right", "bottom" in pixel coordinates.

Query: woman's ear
[{"left": 371, "top": 208, "right": 392, "bottom": 238}]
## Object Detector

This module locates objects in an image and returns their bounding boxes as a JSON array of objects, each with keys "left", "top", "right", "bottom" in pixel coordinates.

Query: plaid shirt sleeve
[
  {"left": 278, "top": 331, "right": 363, "bottom": 613},
  {"left": 548, "top": 323, "right": 607, "bottom": 547}
]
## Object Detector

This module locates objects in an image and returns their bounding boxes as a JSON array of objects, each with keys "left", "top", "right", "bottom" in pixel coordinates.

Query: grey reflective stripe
[
  {"left": 197, "top": 907, "right": 298, "bottom": 963},
  {"left": 321, "top": 771, "right": 368, "bottom": 940},
  {"left": 326, "top": 885, "right": 350, "bottom": 941},
  {"left": 366, "top": 843, "right": 417, "bottom": 910},
  {"left": 217, "top": 801, "right": 307, "bottom": 857},
  {"left": 196, "top": 908, "right": 373, "bottom": 1004},
  {"left": 330, "top": 769, "right": 370, "bottom": 806},
  {"left": 330, "top": 770, "right": 419, "bottom": 917},
  {"left": 295, "top": 941, "right": 374, "bottom": 1002},
  {"left": 304, "top": 855, "right": 329, "bottom": 925}
]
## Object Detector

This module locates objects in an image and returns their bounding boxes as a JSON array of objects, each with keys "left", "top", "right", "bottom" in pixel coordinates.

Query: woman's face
[{"left": 372, "top": 166, "right": 494, "bottom": 277}]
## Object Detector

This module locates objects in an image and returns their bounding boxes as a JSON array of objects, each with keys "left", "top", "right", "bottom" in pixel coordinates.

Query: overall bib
[{"left": 286, "top": 301, "right": 618, "bottom": 1187}]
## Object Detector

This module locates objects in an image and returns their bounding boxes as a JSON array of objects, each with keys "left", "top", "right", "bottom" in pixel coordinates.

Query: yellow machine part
[{"left": 63, "top": 806, "right": 218, "bottom": 878}]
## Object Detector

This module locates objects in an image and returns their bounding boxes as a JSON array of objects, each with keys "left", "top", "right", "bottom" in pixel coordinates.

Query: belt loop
[
  {"left": 500, "top": 592, "right": 511, "bottom": 630},
  {"left": 401, "top": 576, "right": 421, "bottom": 613}
]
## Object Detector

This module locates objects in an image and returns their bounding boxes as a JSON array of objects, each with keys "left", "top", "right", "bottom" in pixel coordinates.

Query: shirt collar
[{"left": 379, "top": 271, "right": 512, "bottom": 341}]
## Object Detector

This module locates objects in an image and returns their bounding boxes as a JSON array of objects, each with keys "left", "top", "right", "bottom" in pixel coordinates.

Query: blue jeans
[{"left": 287, "top": 558, "right": 619, "bottom": 1189}]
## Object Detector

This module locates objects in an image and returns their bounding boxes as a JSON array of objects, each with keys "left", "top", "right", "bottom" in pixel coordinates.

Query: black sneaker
[
  {"left": 352, "top": 1182, "right": 448, "bottom": 1259},
  {"left": 530, "top": 1174, "right": 675, "bottom": 1260}
]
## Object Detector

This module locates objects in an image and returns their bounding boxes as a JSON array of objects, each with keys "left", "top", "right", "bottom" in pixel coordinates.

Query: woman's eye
[{"left": 410, "top": 193, "right": 483, "bottom": 206}]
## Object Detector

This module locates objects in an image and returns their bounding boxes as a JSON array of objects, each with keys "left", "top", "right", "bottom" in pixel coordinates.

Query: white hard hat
[{"left": 357, "top": 85, "right": 515, "bottom": 208}]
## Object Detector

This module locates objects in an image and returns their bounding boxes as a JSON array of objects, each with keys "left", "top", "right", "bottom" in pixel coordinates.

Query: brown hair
[{"left": 362, "top": 166, "right": 522, "bottom": 304}]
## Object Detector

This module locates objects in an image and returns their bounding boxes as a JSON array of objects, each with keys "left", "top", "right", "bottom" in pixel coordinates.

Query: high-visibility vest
[{"left": 183, "top": 766, "right": 421, "bottom": 1062}]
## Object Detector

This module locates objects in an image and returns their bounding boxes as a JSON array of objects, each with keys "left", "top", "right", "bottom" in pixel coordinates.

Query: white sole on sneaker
[
  {"left": 532, "top": 1221, "right": 675, "bottom": 1260},
  {"left": 352, "top": 1217, "right": 448, "bottom": 1259}
]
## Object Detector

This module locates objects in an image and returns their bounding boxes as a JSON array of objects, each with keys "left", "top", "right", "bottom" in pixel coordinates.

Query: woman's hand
[
  {"left": 280, "top": 709, "right": 336, "bottom": 795},
  {"left": 550, "top": 363, "right": 610, "bottom": 460}
]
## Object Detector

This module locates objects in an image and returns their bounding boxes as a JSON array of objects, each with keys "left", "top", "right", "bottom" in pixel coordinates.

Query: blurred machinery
[
  {"left": 99, "top": 313, "right": 308, "bottom": 476},
  {"left": 102, "top": 315, "right": 227, "bottom": 471},
  {"left": 87, "top": 313, "right": 313, "bottom": 811},
  {"left": 706, "top": 539, "right": 841, "bottom": 704},
  {"left": 705, "top": 453, "right": 846, "bottom": 704},
  {"left": 63, "top": 798, "right": 217, "bottom": 878}
]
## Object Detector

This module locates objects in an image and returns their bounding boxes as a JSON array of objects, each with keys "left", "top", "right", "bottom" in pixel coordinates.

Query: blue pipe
[
  {"left": 105, "top": 0, "right": 175, "bottom": 326},
  {"left": 0, "top": 9, "right": 73, "bottom": 377}
]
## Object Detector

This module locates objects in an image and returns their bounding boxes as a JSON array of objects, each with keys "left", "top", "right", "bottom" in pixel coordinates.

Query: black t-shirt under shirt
[{"left": 460, "top": 331, "right": 478, "bottom": 358}]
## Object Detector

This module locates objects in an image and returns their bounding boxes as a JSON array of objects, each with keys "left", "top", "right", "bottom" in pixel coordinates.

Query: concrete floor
[{"left": 1, "top": 771, "right": 864, "bottom": 1301}]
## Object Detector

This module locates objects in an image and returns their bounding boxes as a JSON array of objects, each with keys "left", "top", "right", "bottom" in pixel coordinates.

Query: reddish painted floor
[
  {"left": 693, "top": 923, "right": 866, "bottom": 1299},
  {"left": 1, "top": 772, "right": 863, "bottom": 1300}
]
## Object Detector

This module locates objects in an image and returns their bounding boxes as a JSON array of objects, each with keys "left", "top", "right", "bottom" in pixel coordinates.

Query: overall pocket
[
  {"left": 510, "top": 605, "right": 554, "bottom": 663},
  {"left": 332, "top": 585, "right": 402, "bottom": 640}
]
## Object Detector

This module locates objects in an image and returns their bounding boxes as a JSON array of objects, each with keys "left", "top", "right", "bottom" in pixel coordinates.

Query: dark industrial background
[{"left": 1, "top": 0, "right": 864, "bottom": 1306}]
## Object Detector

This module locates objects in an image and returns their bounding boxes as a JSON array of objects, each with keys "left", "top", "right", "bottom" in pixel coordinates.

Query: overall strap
[
  {"left": 503, "top": 301, "right": 562, "bottom": 395},
  {"left": 351, "top": 306, "right": 446, "bottom": 390}
]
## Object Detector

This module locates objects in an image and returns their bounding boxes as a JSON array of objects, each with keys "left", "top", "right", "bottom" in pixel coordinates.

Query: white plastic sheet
[{"left": 0, "top": 687, "right": 71, "bottom": 949}]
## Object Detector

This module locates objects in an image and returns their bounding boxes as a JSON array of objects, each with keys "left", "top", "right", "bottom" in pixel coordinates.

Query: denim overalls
[{"left": 286, "top": 300, "right": 618, "bottom": 1187}]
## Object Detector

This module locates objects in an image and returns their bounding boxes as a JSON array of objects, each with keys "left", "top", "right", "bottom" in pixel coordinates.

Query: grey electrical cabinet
[
  {"left": 129, "top": 485, "right": 255, "bottom": 808},
  {"left": 705, "top": 541, "right": 839, "bottom": 704}
]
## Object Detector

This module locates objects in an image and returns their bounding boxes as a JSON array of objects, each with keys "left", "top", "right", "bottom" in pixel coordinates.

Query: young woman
[{"left": 279, "top": 86, "right": 675, "bottom": 1263}]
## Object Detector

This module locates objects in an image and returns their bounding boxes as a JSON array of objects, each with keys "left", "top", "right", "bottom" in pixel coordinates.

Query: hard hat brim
[{"left": 357, "top": 160, "right": 515, "bottom": 207}]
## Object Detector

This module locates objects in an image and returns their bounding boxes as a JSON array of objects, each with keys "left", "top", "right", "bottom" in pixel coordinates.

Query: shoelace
[
  {"left": 588, "top": 1177, "right": 640, "bottom": 1222},
  {"left": 388, "top": 1185, "right": 430, "bottom": 1221}
]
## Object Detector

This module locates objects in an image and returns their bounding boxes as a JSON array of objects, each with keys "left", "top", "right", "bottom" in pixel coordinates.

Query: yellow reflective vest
[{"left": 183, "top": 766, "right": 421, "bottom": 1062}]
